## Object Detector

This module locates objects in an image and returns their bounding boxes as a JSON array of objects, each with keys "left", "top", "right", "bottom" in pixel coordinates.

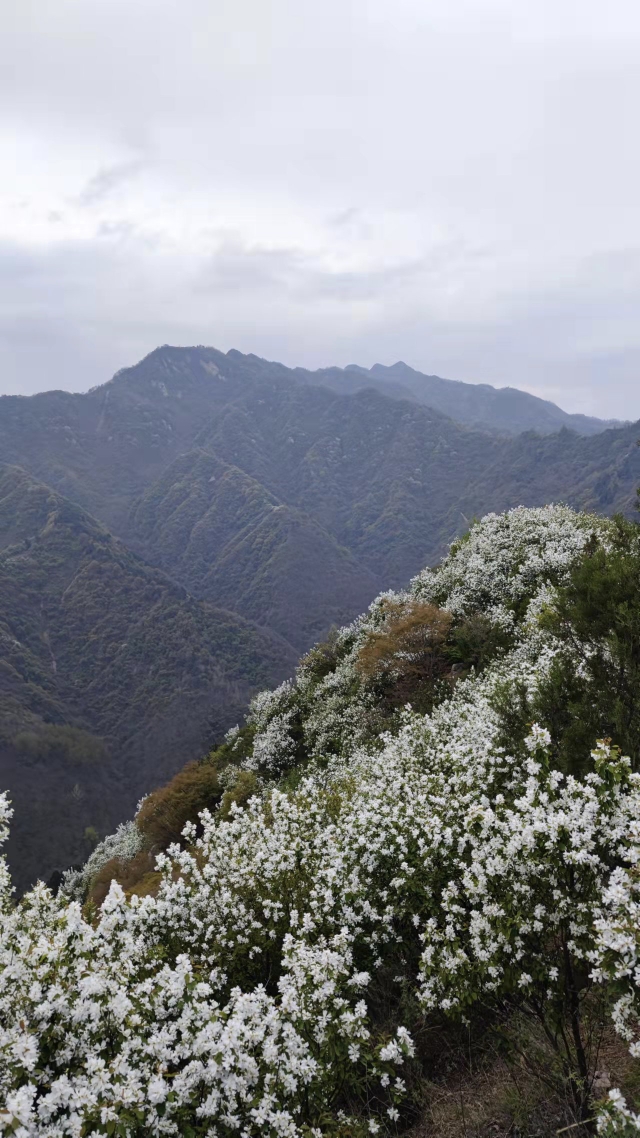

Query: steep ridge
[
  {"left": 206, "top": 350, "right": 623, "bottom": 434},
  {"left": 362, "top": 360, "right": 626, "bottom": 435},
  {"left": 0, "top": 465, "right": 296, "bottom": 890},
  {"left": 0, "top": 346, "right": 626, "bottom": 537},
  {"left": 0, "top": 343, "right": 638, "bottom": 616},
  {"left": 0, "top": 349, "right": 251, "bottom": 533},
  {"left": 132, "top": 449, "right": 379, "bottom": 651}
]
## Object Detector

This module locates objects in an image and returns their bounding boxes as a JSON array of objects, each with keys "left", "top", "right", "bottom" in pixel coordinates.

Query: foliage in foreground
[{"left": 3, "top": 506, "right": 640, "bottom": 1134}]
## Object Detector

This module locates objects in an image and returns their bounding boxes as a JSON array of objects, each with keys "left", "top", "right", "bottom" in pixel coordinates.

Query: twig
[{"left": 556, "top": 1120, "right": 595, "bottom": 1135}]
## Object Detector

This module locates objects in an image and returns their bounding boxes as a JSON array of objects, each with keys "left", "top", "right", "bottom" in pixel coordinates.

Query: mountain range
[
  {"left": 289, "top": 357, "right": 626, "bottom": 435},
  {"left": 0, "top": 344, "right": 638, "bottom": 888}
]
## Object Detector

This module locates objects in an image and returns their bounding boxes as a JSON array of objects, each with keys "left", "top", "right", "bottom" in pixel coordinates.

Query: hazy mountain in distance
[
  {"left": 0, "top": 344, "right": 637, "bottom": 589},
  {"left": 295, "top": 359, "right": 627, "bottom": 436}
]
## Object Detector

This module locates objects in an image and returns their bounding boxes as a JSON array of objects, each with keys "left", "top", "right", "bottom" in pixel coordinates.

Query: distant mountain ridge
[
  {"left": 346, "top": 360, "right": 626, "bottom": 435},
  {"left": 201, "top": 349, "right": 625, "bottom": 436},
  {"left": 0, "top": 343, "right": 638, "bottom": 889}
]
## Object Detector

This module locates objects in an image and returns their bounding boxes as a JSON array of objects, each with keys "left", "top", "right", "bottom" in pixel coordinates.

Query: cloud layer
[{"left": 1, "top": 0, "right": 640, "bottom": 417}]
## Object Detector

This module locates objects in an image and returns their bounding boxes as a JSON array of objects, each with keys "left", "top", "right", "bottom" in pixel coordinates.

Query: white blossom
[{"left": 0, "top": 505, "right": 638, "bottom": 1135}]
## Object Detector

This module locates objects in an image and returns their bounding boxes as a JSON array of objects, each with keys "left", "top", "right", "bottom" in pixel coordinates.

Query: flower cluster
[
  {"left": 60, "top": 820, "right": 144, "bottom": 902},
  {"left": 1, "top": 504, "right": 640, "bottom": 1134},
  {"left": 596, "top": 1089, "right": 640, "bottom": 1135},
  {"left": 413, "top": 503, "right": 605, "bottom": 626},
  {"left": 241, "top": 505, "right": 604, "bottom": 778}
]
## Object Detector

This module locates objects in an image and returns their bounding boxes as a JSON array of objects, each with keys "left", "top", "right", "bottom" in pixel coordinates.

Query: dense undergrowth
[{"left": 3, "top": 504, "right": 640, "bottom": 1134}]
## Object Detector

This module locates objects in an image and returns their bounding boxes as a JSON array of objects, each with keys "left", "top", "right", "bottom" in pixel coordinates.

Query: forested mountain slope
[
  {"left": 0, "top": 346, "right": 486, "bottom": 550},
  {"left": 187, "top": 373, "right": 640, "bottom": 583},
  {"left": 4, "top": 505, "right": 640, "bottom": 1135},
  {"left": 0, "top": 345, "right": 637, "bottom": 588},
  {"left": 1, "top": 344, "right": 639, "bottom": 890},
  {"left": 0, "top": 465, "right": 295, "bottom": 891},
  {"left": 130, "top": 449, "right": 379, "bottom": 652}
]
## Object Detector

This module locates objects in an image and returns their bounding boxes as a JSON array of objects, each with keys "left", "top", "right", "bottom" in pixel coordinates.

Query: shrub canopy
[{"left": 2, "top": 505, "right": 640, "bottom": 1134}]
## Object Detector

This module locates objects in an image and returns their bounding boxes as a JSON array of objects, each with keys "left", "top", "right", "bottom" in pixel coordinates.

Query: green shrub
[
  {"left": 219, "top": 770, "right": 260, "bottom": 819},
  {"left": 448, "top": 611, "right": 511, "bottom": 670},
  {"left": 535, "top": 516, "right": 640, "bottom": 773},
  {"left": 299, "top": 628, "right": 341, "bottom": 681}
]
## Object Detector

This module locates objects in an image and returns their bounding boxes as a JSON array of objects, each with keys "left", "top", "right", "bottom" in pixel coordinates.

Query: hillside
[
  {"left": 187, "top": 370, "right": 640, "bottom": 583},
  {"left": 0, "top": 345, "right": 637, "bottom": 588},
  {"left": 1, "top": 345, "right": 639, "bottom": 891},
  {"left": 0, "top": 465, "right": 296, "bottom": 891},
  {"left": 130, "top": 449, "right": 379, "bottom": 652},
  {"left": 0, "top": 346, "right": 631, "bottom": 536},
  {"left": 3, "top": 504, "right": 640, "bottom": 1135}
]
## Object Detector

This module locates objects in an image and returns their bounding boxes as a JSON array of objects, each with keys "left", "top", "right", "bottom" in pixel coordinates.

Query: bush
[
  {"left": 356, "top": 600, "right": 452, "bottom": 711},
  {"left": 534, "top": 517, "right": 640, "bottom": 774},
  {"left": 87, "top": 849, "right": 157, "bottom": 909},
  {"left": 448, "top": 611, "right": 511, "bottom": 670},
  {"left": 4, "top": 504, "right": 640, "bottom": 1135},
  {"left": 299, "top": 628, "right": 341, "bottom": 681},
  {"left": 135, "top": 758, "right": 223, "bottom": 848},
  {"left": 219, "top": 769, "right": 260, "bottom": 819}
]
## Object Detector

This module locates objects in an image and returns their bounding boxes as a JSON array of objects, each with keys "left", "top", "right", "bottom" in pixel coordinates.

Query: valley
[{"left": 0, "top": 345, "right": 638, "bottom": 889}]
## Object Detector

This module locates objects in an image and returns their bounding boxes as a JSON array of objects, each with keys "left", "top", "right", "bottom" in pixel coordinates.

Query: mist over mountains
[
  {"left": 286, "top": 357, "right": 627, "bottom": 436},
  {"left": 0, "top": 344, "right": 638, "bottom": 888}
]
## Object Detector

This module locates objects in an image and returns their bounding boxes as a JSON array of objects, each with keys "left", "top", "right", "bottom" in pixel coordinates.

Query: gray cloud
[
  {"left": 1, "top": 0, "right": 640, "bottom": 418},
  {"left": 77, "top": 160, "right": 148, "bottom": 207}
]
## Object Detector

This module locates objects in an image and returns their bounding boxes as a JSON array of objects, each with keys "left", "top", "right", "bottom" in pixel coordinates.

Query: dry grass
[
  {"left": 409, "top": 1025, "right": 640, "bottom": 1138},
  {"left": 85, "top": 758, "right": 225, "bottom": 907},
  {"left": 355, "top": 600, "right": 454, "bottom": 715}
]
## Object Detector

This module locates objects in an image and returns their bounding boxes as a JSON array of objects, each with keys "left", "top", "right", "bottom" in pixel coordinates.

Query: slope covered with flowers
[{"left": 2, "top": 504, "right": 640, "bottom": 1136}]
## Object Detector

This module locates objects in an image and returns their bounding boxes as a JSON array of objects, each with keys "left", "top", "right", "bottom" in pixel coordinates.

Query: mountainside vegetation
[
  {"left": 3, "top": 504, "right": 640, "bottom": 1134},
  {"left": 1, "top": 344, "right": 639, "bottom": 893},
  {"left": 0, "top": 347, "right": 637, "bottom": 582},
  {"left": 0, "top": 465, "right": 295, "bottom": 892},
  {"left": 131, "top": 449, "right": 379, "bottom": 652}
]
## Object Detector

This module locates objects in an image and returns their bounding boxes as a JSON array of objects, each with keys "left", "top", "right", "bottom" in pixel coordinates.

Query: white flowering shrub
[
  {"left": 597, "top": 1090, "right": 640, "bottom": 1135},
  {"left": 593, "top": 807, "right": 640, "bottom": 1133},
  {"left": 0, "top": 794, "right": 414, "bottom": 1136},
  {"left": 413, "top": 503, "right": 605, "bottom": 627},
  {"left": 60, "top": 819, "right": 144, "bottom": 902},
  {"left": 242, "top": 505, "right": 606, "bottom": 780},
  {"left": 246, "top": 711, "right": 298, "bottom": 773},
  {"left": 245, "top": 681, "right": 301, "bottom": 774},
  {"left": 2, "top": 504, "right": 640, "bottom": 1133},
  {"left": 0, "top": 794, "right": 13, "bottom": 913}
]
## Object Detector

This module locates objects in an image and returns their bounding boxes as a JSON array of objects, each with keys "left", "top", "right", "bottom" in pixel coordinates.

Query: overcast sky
[{"left": 2, "top": 0, "right": 640, "bottom": 417}]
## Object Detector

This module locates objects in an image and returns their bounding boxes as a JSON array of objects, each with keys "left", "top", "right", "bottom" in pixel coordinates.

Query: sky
[{"left": 1, "top": 0, "right": 640, "bottom": 418}]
